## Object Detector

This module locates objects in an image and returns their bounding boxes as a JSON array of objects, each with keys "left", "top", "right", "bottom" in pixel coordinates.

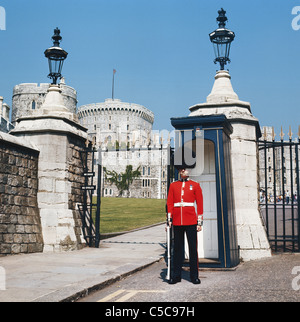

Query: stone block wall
[
  {"left": 0, "top": 135, "right": 43, "bottom": 255},
  {"left": 10, "top": 111, "right": 90, "bottom": 252},
  {"left": 25, "top": 131, "right": 87, "bottom": 252}
]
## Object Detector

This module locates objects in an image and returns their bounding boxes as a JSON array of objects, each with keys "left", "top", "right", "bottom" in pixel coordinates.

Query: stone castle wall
[
  {"left": 1, "top": 111, "right": 90, "bottom": 254},
  {"left": 77, "top": 99, "right": 154, "bottom": 145},
  {"left": 0, "top": 133, "right": 43, "bottom": 255},
  {"left": 10, "top": 113, "right": 89, "bottom": 252}
]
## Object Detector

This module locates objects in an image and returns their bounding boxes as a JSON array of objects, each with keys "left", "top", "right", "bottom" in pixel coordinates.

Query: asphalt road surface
[{"left": 78, "top": 253, "right": 300, "bottom": 303}]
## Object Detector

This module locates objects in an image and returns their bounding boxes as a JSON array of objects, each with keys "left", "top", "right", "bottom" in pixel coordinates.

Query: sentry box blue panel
[{"left": 171, "top": 115, "right": 239, "bottom": 268}]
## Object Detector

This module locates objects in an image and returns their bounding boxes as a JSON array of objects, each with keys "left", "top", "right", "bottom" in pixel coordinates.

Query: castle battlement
[{"left": 78, "top": 99, "right": 154, "bottom": 124}]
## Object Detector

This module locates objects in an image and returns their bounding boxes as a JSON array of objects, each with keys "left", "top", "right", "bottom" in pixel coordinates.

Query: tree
[{"left": 104, "top": 165, "right": 141, "bottom": 197}]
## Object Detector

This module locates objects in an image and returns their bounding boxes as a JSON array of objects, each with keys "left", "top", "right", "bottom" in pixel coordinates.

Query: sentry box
[{"left": 170, "top": 114, "right": 239, "bottom": 269}]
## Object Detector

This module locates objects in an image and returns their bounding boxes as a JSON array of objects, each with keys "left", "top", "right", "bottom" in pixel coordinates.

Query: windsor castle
[
  {"left": 2, "top": 81, "right": 169, "bottom": 199},
  {"left": 1, "top": 80, "right": 299, "bottom": 200}
]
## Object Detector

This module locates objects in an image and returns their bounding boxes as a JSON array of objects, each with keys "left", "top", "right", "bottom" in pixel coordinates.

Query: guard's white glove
[
  {"left": 165, "top": 213, "right": 172, "bottom": 231},
  {"left": 197, "top": 215, "right": 203, "bottom": 232}
]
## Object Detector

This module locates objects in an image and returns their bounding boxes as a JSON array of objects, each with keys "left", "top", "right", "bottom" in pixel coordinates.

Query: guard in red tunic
[{"left": 167, "top": 168, "right": 203, "bottom": 284}]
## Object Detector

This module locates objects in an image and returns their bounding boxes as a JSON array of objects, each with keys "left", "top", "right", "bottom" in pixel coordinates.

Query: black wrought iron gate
[
  {"left": 78, "top": 139, "right": 101, "bottom": 248},
  {"left": 258, "top": 127, "right": 300, "bottom": 252}
]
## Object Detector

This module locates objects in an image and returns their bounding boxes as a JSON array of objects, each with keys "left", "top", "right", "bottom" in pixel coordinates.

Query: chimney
[
  {"left": 0, "top": 96, "right": 3, "bottom": 117},
  {"left": 3, "top": 103, "right": 10, "bottom": 121}
]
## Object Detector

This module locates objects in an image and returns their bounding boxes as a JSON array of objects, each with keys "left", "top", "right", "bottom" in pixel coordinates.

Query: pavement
[
  {"left": 0, "top": 223, "right": 300, "bottom": 302},
  {"left": 0, "top": 224, "right": 166, "bottom": 302}
]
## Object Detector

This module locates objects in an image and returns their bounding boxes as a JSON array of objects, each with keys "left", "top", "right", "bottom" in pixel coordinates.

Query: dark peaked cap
[{"left": 173, "top": 146, "right": 196, "bottom": 170}]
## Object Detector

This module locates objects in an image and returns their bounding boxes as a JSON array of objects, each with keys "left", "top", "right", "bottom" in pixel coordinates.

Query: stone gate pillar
[
  {"left": 189, "top": 70, "right": 271, "bottom": 261},
  {"left": 11, "top": 84, "right": 88, "bottom": 252}
]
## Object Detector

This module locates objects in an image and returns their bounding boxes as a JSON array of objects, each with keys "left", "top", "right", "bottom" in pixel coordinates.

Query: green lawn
[{"left": 94, "top": 197, "right": 166, "bottom": 234}]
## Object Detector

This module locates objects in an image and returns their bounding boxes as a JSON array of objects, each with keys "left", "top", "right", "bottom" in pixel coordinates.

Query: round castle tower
[
  {"left": 12, "top": 79, "right": 77, "bottom": 124},
  {"left": 77, "top": 98, "right": 155, "bottom": 146}
]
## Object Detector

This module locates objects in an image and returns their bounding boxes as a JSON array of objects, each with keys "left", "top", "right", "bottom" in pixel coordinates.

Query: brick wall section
[{"left": 0, "top": 138, "right": 43, "bottom": 255}]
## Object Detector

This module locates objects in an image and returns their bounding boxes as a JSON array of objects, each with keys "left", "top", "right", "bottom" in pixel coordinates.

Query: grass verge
[{"left": 93, "top": 197, "right": 166, "bottom": 234}]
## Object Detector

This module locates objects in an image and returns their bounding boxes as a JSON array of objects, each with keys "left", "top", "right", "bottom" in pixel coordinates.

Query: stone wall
[
  {"left": 10, "top": 111, "right": 89, "bottom": 252},
  {"left": 0, "top": 133, "right": 43, "bottom": 255}
]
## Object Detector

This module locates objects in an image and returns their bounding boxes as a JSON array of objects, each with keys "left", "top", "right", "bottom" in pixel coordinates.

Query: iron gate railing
[
  {"left": 258, "top": 127, "right": 300, "bottom": 252},
  {"left": 78, "top": 139, "right": 101, "bottom": 248}
]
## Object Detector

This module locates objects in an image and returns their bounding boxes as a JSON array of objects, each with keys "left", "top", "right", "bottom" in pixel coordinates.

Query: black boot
[
  {"left": 168, "top": 277, "right": 181, "bottom": 284},
  {"left": 191, "top": 278, "right": 201, "bottom": 284}
]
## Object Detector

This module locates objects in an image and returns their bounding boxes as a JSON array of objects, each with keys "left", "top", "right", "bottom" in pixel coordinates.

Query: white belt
[{"left": 174, "top": 202, "right": 194, "bottom": 207}]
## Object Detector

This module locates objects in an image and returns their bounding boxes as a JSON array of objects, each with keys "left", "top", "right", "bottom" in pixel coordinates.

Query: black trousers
[{"left": 173, "top": 225, "right": 199, "bottom": 280}]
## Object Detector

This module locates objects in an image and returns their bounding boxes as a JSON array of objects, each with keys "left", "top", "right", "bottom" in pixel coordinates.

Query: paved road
[{"left": 78, "top": 253, "right": 300, "bottom": 302}]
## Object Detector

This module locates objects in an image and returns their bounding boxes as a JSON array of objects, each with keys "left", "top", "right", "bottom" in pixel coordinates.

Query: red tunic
[{"left": 167, "top": 179, "right": 203, "bottom": 226}]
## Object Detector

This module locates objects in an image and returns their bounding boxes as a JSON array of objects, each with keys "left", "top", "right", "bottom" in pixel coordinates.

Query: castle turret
[{"left": 11, "top": 82, "right": 77, "bottom": 124}]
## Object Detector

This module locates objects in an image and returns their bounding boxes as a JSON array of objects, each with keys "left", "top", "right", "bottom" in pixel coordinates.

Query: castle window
[
  {"left": 32, "top": 101, "right": 36, "bottom": 110},
  {"left": 142, "top": 179, "right": 150, "bottom": 187},
  {"left": 109, "top": 124, "right": 111, "bottom": 130}
]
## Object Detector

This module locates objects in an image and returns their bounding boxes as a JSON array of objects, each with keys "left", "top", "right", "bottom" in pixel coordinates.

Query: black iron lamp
[
  {"left": 209, "top": 8, "right": 235, "bottom": 70},
  {"left": 44, "top": 28, "right": 68, "bottom": 85}
]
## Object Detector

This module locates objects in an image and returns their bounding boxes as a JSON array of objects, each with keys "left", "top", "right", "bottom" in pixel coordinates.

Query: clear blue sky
[{"left": 0, "top": 0, "right": 299, "bottom": 138}]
